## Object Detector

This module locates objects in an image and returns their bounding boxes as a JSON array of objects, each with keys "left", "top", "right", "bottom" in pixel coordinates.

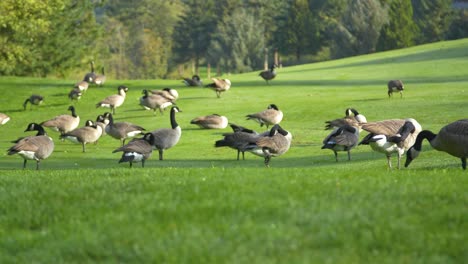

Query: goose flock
[{"left": 2, "top": 67, "right": 468, "bottom": 171}]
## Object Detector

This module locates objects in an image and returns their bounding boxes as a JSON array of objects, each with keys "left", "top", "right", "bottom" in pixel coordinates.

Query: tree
[
  {"left": 411, "top": 0, "right": 454, "bottom": 44},
  {"left": 377, "top": 0, "right": 417, "bottom": 51}
]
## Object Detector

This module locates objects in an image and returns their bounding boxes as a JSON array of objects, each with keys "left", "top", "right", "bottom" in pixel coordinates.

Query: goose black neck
[
  {"left": 413, "top": 130, "right": 437, "bottom": 151},
  {"left": 107, "top": 114, "right": 114, "bottom": 125},
  {"left": 69, "top": 107, "right": 77, "bottom": 117},
  {"left": 23, "top": 99, "right": 30, "bottom": 109},
  {"left": 30, "top": 124, "right": 46, "bottom": 136},
  {"left": 170, "top": 108, "right": 178, "bottom": 129}
]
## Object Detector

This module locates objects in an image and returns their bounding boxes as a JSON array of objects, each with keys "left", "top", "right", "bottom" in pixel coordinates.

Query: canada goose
[
  {"left": 113, "top": 133, "right": 155, "bottom": 168},
  {"left": 228, "top": 123, "right": 259, "bottom": 134},
  {"left": 74, "top": 80, "right": 89, "bottom": 92},
  {"left": 0, "top": 113, "right": 10, "bottom": 125},
  {"left": 325, "top": 108, "right": 367, "bottom": 131},
  {"left": 23, "top": 94, "right": 44, "bottom": 110},
  {"left": 68, "top": 88, "right": 82, "bottom": 101},
  {"left": 60, "top": 120, "right": 103, "bottom": 152},
  {"left": 104, "top": 112, "right": 145, "bottom": 146},
  {"left": 259, "top": 64, "right": 277, "bottom": 85},
  {"left": 11, "top": 122, "right": 44, "bottom": 143},
  {"left": 246, "top": 104, "right": 283, "bottom": 129},
  {"left": 139, "top": 89, "right": 173, "bottom": 115},
  {"left": 96, "top": 85, "right": 128, "bottom": 114},
  {"left": 151, "top": 88, "right": 179, "bottom": 101},
  {"left": 405, "top": 119, "right": 468, "bottom": 170},
  {"left": 360, "top": 118, "right": 422, "bottom": 169},
  {"left": 205, "top": 78, "right": 231, "bottom": 98},
  {"left": 7, "top": 123, "right": 54, "bottom": 170},
  {"left": 215, "top": 129, "right": 262, "bottom": 160},
  {"left": 95, "top": 114, "right": 108, "bottom": 137},
  {"left": 245, "top": 124, "right": 292, "bottom": 167},
  {"left": 94, "top": 67, "right": 106, "bottom": 86},
  {"left": 41, "top": 105, "right": 80, "bottom": 135},
  {"left": 388, "top": 80, "right": 404, "bottom": 98},
  {"left": 183, "top": 75, "right": 203, "bottom": 87},
  {"left": 322, "top": 125, "right": 359, "bottom": 161},
  {"left": 150, "top": 106, "right": 182, "bottom": 160},
  {"left": 191, "top": 114, "right": 228, "bottom": 129},
  {"left": 83, "top": 61, "right": 96, "bottom": 83}
]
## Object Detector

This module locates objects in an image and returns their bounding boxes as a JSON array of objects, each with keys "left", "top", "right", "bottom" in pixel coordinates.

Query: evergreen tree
[{"left": 411, "top": 0, "right": 454, "bottom": 43}]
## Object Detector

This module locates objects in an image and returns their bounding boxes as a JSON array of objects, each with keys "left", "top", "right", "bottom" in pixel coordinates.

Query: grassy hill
[{"left": 0, "top": 39, "right": 467, "bottom": 263}]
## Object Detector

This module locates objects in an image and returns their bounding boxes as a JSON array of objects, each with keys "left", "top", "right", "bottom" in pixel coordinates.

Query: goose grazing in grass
[
  {"left": 183, "top": 75, "right": 202, "bottom": 87},
  {"left": 259, "top": 64, "right": 277, "bottom": 85},
  {"left": 191, "top": 114, "right": 228, "bottom": 129},
  {"left": 68, "top": 88, "right": 82, "bottom": 101},
  {"left": 23, "top": 94, "right": 44, "bottom": 110},
  {"left": 322, "top": 125, "right": 359, "bottom": 161},
  {"left": 245, "top": 124, "right": 292, "bottom": 167},
  {"left": 60, "top": 120, "right": 103, "bottom": 152},
  {"left": 139, "top": 89, "right": 173, "bottom": 115},
  {"left": 360, "top": 118, "right": 422, "bottom": 169},
  {"left": 94, "top": 66, "right": 106, "bottom": 86},
  {"left": 113, "top": 133, "right": 155, "bottom": 168},
  {"left": 215, "top": 128, "right": 262, "bottom": 160},
  {"left": 205, "top": 78, "right": 231, "bottom": 98},
  {"left": 0, "top": 113, "right": 10, "bottom": 125},
  {"left": 150, "top": 106, "right": 182, "bottom": 160},
  {"left": 325, "top": 108, "right": 367, "bottom": 131},
  {"left": 151, "top": 88, "right": 179, "bottom": 102},
  {"left": 74, "top": 80, "right": 89, "bottom": 92},
  {"left": 405, "top": 119, "right": 468, "bottom": 170},
  {"left": 246, "top": 104, "right": 283, "bottom": 129},
  {"left": 83, "top": 61, "right": 96, "bottom": 83},
  {"left": 96, "top": 85, "right": 128, "bottom": 114},
  {"left": 104, "top": 112, "right": 145, "bottom": 146},
  {"left": 41, "top": 106, "right": 80, "bottom": 135},
  {"left": 388, "top": 79, "right": 404, "bottom": 98},
  {"left": 7, "top": 123, "right": 54, "bottom": 170}
]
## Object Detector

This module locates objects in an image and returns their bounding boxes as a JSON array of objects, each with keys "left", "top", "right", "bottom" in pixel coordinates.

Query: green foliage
[
  {"left": 411, "top": 0, "right": 454, "bottom": 43},
  {"left": 0, "top": 39, "right": 467, "bottom": 262}
]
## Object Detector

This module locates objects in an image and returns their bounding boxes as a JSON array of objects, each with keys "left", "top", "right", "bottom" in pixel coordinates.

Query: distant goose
[
  {"left": 96, "top": 85, "right": 128, "bottom": 114},
  {"left": 74, "top": 80, "right": 89, "bottom": 92},
  {"left": 245, "top": 124, "right": 292, "bottom": 167},
  {"left": 41, "top": 105, "right": 80, "bottom": 135},
  {"left": 388, "top": 79, "right": 404, "bottom": 98},
  {"left": 405, "top": 119, "right": 468, "bottom": 170},
  {"left": 60, "top": 120, "right": 103, "bottom": 152},
  {"left": 322, "top": 125, "right": 359, "bottom": 161},
  {"left": 94, "top": 67, "right": 106, "bottom": 86},
  {"left": 150, "top": 106, "right": 182, "bottom": 160},
  {"left": 259, "top": 64, "right": 277, "bottom": 85},
  {"left": 0, "top": 113, "right": 10, "bottom": 125},
  {"left": 113, "top": 133, "right": 155, "bottom": 168},
  {"left": 215, "top": 129, "right": 262, "bottom": 160},
  {"left": 325, "top": 108, "right": 367, "bottom": 131},
  {"left": 360, "top": 118, "right": 422, "bottom": 169},
  {"left": 190, "top": 114, "right": 228, "bottom": 129},
  {"left": 68, "top": 88, "right": 82, "bottom": 101},
  {"left": 205, "top": 78, "right": 231, "bottom": 98},
  {"left": 139, "top": 89, "right": 173, "bottom": 115},
  {"left": 246, "top": 104, "right": 283, "bottom": 129},
  {"left": 151, "top": 88, "right": 179, "bottom": 101},
  {"left": 83, "top": 61, "right": 96, "bottom": 83},
  {"left": 23, "top": 94, "right": 44, "bottom": 110},
  {"left": 104, "top": 112, "right": 145, "bottom": 146},
  {"left": 183, "top": 75, "right": 203, "bottom": 87},
  {"left": 7, "top": 123, "right": 54, "bottom": 170}
]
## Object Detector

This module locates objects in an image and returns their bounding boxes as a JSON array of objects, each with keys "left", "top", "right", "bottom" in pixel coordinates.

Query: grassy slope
[{"left": 0, "top": 39, "right": 467, "bottom": 263}]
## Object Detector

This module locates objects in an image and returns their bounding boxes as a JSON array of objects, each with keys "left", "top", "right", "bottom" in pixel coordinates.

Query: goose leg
[
  {"left": 36, "top": 160, "right": 40, "bottom": 170},
  {"left": 264, "top": 156, "right": 271, "bottom": 167},
  {"left": 159, "top": 149, "right": 163, "bottom": 160},
  {"left": 334, "top": 151, "right": 338, "bottom": 162},
  {"left": 386, "top": 155, "right": 392, "bottom": 169},
  {"left": 142, "top": 159, "right": 145, "bottom": 168},
  {"left": 82, "top": 143, "right": 86, "bottom": 153},
  {"left": 129, "top": 162, "right": 133, "bottom": 168},
  {"left": 347, "top": 150, "right": 351, "bottom": 161},
  {"left": 242, "top": 151, "right": 245, "bottom": 160},
  {"left": 461, "top": 157, "right": 466, "bottom": 170},
  {"left": 112, "top": 105, "right": 116, "bottom": 115},
  {"left": 236, "top": 150, "right": 240, "bottom": 161},
  {"left": 397, "top": 152, "right": 402, "bottom": 170},
  {"left": 23, "top": 159, "right": 27, "bottom": 169}
]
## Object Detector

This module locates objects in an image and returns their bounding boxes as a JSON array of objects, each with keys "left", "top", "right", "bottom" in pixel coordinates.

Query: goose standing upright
[
  {"left": 151, "top": 106, "right": 182, "bottom": 160},
  {"left": 215, "top": 129, "right": 262, "bottom": 160},
  {"left": 7, "top": 123, "right": 54, "bottom": 170},
  {"left": 246, "top": 104, "right": 283, "bottom": 129},
  {"left": 23, "top": 94, "right": 44, "bottom": 110},
  {"left": 60, "top": 120, "right": 103, "bottom": 152},
  {"left": 205, "top": 78, "right": 231, "bottom": 98},
  {"left": 405, "top": 119, "right": 468, "bottom": 170},
  {"left": 41, "top": 105, "right": 80, "bottom": 135},
  {"left": 104, "top": 112, "right": 145, "bottom": 146},
  {"left": 139, "top": 89, "right": 173, "bottom": 115},
  {"left": 96, "top": 85, "right": 128, "bottom": 114},
  {"left": 259, "top": 64, "right": 277, "bottom": 85},
  {"left": 113, "top": 133, "right": 155, "bottom": 168},
  {"left": 322, "top": 124, "right": 359, "bottom": 161}
]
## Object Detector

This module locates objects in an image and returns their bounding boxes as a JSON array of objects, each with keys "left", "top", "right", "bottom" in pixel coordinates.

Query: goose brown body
[
  {"left": 246, "top": 104, "right": 283, "bottom": 129},
  {"left": 96, "top": 85, "right": 128, "bottom": 114},
  {"left": 41, "top": 106, "right": 80, "bottom": 135},
  {"left": 191, "top": 114, "right": 228, "bottom": 129},
  {"left": 60, "top": 121, "right": 102, "bottom": 152},
  {"left": 104, "top": 112, "right": 145, "bottom": 146}
]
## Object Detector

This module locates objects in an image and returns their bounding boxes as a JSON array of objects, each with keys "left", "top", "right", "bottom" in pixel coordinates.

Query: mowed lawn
[{"left": 0, "top": 39, "right": 467, "bottom": 263}]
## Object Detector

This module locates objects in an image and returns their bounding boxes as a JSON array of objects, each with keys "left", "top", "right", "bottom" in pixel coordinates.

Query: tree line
[{"left": 1, "top": 0, "right": 467, "bottom": 79}]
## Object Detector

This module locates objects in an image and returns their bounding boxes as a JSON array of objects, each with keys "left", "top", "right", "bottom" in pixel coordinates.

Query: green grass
[{"left": 0, "top": 39, "right": 468, "bottom": 263}]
